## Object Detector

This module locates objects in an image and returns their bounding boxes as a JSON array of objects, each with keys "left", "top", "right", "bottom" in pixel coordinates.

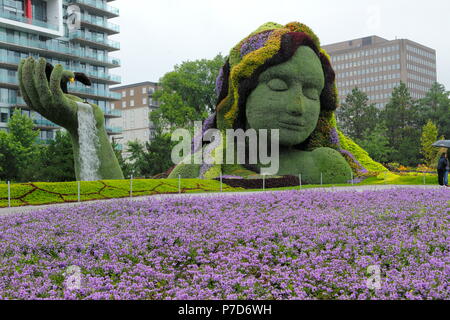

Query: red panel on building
[{"left": 25, "top": 0, "right": 33, "bottom": 19}]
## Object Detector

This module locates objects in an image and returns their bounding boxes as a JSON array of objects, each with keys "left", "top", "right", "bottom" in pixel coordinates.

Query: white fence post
[
  {"left": 7, "top": 181, "right": 11, "bottom": 208},
  {"left": 77, "top": 181, "right": 81, "bottom": 203},
  {"left": 130, "top": 175, "right": 133, "bottom": 199},
  {"left": 299, "top": 174, "right": 302, "bottom": 190}
]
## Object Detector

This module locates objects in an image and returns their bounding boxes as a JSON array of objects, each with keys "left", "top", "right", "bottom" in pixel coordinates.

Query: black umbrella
[{"left": 432, "top": 140, "right": 450, "bottom": 148}]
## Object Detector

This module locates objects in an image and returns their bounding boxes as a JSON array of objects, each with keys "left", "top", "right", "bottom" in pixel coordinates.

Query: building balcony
[
  {"left": 0, "top": 53, "right": 21, "bottom": 69},
  {"left": 0, "top": 73, "right": 18, "bottom": 89},
  {"left": 0, "top": 33, "right": 121, "bottom": 68},
  {"left": 67, "top": 0, "right": 119, "bottom": 18},
  {"left": 69, "top": 30, "right": 120, "bottom": 52},
  {"left": 104, "top": 108, "right": 122, "bottom": 118},
  {"left": 0, "top": 8, "right": 59, "bottom": 30},
  {"left": 106, "top": 126, "right": 123, "bottom": 135},
  {"left": 0, "top": 55, "right": 121, "bottom": 85},
  {"left": 0, "top": 0, "right": 64, "bottom": 38},
  {"left": 33, "top": 118, "right": 59, "bottom": 129},
  {"left": 0, "top": 96, "right": 26, "bottom": 106},
  {"left": 68, "top": 86, "right": 122, "bottom": 101},
  {"left": 86, "top": 71, "right": 121, "bottom": 85},
  {"left": 80, "top": 14, "right": 119, "bottom": 35}
]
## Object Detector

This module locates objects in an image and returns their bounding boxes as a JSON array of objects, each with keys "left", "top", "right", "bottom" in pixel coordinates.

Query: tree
[
  {"left": 31, "top": 131, "right": 76, "bottom": 182},
  {"left": 112, "top": 141, "right": 133, "bottom": 179},
  {"left": 0, "top": 109, "right": 39, "bottom": 182},
  {"left": 381, "top": 82, "right": 422, "bottom": 166},
  {"left": 418, "top": 83, "right": 450, "bottom": 139},
  {"left": 0, "top": 131, "right": 15, "bottom": 180},
  {"left": 151, "top": 54, "right": 226, "bottom": 130},
  {"left": 358, "top": 124, "right": 393, "bottom": 163},
  {"left": 420, "top": 120, "right": 439, "bottom": 166},
  {"left": 336, "top": 88, "right": 379, "bottom": 141},
  {"left": 125, "top": 132, "right": 176, "bottom": 178}
]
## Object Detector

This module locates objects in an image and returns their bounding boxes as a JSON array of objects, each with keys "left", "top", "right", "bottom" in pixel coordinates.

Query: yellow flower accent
[{"left": 224, "top": 29, "right": 289, "bottom": 126}]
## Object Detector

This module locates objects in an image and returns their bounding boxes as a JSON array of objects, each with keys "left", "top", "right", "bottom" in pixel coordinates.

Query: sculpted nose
[{"left": 286, "top": 93, "right": 305, "bottom": 116}]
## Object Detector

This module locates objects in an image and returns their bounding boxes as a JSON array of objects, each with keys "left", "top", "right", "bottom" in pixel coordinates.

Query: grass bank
[{"left": 0, "top": 172, "right": 439, "bottom": 208}]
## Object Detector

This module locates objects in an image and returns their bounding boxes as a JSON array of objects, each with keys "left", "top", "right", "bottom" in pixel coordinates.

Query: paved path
[{"left": 0, "top": 185, "right": 442, "bottom": 217}]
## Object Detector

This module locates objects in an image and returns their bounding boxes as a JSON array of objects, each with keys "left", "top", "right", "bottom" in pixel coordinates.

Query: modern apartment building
[
  {"left": 322, "top": 36, "right": 437, "bottom": 108},
  {"left": 0, "top": 0, "right": 122, "bottom": 143},
  {"left": 110, "top": 81, "right": 160, "bottom": 154}
]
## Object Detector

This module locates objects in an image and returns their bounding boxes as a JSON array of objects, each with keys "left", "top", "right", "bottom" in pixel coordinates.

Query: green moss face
[{"left": 245, "top": 46, "right": 324, "bottom": 147}]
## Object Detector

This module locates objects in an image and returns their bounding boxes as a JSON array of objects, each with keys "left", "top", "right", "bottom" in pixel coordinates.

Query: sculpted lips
[{"left": 278, "top": 119, "right": 306, "bottom": 131}]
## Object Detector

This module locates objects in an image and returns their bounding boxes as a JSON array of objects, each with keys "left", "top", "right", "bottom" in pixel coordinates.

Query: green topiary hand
[{"left": 18, "top": 57, "right": 124, "bottom": 181}]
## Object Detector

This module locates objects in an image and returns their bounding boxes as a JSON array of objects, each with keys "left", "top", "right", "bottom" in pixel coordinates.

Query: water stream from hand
[{"left": 77, "top": 102, "right": 100, "bottom": 181}]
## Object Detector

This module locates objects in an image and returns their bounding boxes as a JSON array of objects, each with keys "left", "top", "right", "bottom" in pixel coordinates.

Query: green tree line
[
  {"left": 0, "top": 109, "right": 75, "bottom": 182},
  {"left": 336, "top": 82, "right": 450, "bottom": 167}
]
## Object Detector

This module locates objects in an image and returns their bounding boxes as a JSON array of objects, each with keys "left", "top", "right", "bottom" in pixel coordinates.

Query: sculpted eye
[
  {"left": 267, "top": 78, "right": 288, "bottom": 91},
  {"left": 303, "top": 87, "right": 320, "bottom": 100}
]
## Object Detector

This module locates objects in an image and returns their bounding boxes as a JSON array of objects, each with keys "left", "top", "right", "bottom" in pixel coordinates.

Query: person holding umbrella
[
  {"left": 437, "top": 153, "right": 449, "bottom": 187},
  {"left": 433, "top": 140, "right": 450, "bottom": 187},
  {"left": 444, "top": 153, "right": 450, "bottom": 187}
]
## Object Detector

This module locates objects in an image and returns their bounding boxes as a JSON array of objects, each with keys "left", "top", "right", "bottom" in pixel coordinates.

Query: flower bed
[
  {"left": 0, "top": 188, "right": 448, "bottom": 300},
  {"left": 216, "top": 175, "right": 301, "bottom": 189}
]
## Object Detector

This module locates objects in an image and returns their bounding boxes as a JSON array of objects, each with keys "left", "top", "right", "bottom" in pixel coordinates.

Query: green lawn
[
  {"left": 0, "top": 179, "right": 240, "bottom": 208},
  {"left": 246, "top": 172, "right": 438, "bottom": 192},
  {"left": 0, "top": 173, "right": 439, "bottom": 208}
]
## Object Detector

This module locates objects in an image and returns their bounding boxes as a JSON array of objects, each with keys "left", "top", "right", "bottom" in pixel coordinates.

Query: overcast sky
[{"left": 109, "top": 0, "right": 450, "bottom": 89}]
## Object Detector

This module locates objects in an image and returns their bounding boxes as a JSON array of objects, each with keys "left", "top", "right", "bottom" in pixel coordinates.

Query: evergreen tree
[
  {"left": 358, "top": 124, "right": 393, "bottom": 163},
  {"left": 336, "top": 88, "right": 379, "bottom": 141},
  {"left": 125, "top": 133, "right": 175, "bottom": 178},
  {"left": 381, "top": 82, "right": 422, "bottom": 166},
  {"left": 32, "top": 131, "right": 76, "bottom": 182},
  {"left": 0, "top": 109, "right": 39, "bottom": 182},
  {"left": 112, "top": 141, "right": 133, "bottom": 179},
  {"left": 418, "top": 83, "right": 450, "bottom": 139}
]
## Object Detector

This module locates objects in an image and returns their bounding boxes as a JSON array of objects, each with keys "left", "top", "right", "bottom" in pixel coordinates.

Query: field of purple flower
[{"left": 0, "top": 188, "right": 449, "bottom": 300}]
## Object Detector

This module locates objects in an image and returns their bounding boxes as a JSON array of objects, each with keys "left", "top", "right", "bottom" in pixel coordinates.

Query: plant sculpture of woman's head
[
  {"left": 214, "top": 22, "right": 339, "bottom": 151},
  {"left": 169, "top": 22, "right": 386, "bottom": 180}
]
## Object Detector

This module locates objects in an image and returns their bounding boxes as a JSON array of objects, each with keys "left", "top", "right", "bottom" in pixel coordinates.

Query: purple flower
[
  {"left": 0, "top": 188, "right": 448, "bottom": 300},
  {"left": 215, "top": 67, "right": 225, "bottom": 98},
  {"left": 240, "top": 31, "right": 273, "bottom": 58},
  {"left": 340, "top": 149, "right": 369, "bottom": 174},
  {"left": 330, "top": 128, "right": 340, "bottom": 146},
  {"left": 191, "top": 113, "right": 217, "bottom": 154}
]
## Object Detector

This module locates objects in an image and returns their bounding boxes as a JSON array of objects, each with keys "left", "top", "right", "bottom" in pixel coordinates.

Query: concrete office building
[
  {"left": 0, "top": 0, "right": 122, "bottom": 143},
  {"left": 322, "top": 36, "right": 437, "bottom": 108},
  {"left": 110, "top": 81, "right": 160, "bottom": 155}
]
